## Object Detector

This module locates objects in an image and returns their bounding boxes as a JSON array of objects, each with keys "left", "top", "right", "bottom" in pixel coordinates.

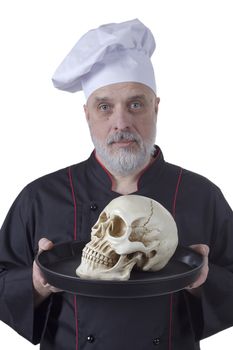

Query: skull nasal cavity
[{"left": 108, "top": 216, "right": 126, "bottom": 237}]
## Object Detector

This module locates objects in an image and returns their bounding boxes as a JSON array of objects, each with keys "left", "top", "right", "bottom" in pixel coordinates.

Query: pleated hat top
[{"left": 52, "top": 19, "right": 157, "bottom": 100}]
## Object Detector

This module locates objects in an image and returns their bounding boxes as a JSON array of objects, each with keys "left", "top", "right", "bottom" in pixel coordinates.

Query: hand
[
  {"left": 33, "top": 238, "right": 62, "bottom": 307},
  {"left": 186, "top": 244, "right": 209, "bottom": 296}
]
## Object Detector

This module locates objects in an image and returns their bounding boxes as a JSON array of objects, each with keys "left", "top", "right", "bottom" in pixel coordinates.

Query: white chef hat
[{"left": 52, "top": 19, "right": 157, "bottom": 100}]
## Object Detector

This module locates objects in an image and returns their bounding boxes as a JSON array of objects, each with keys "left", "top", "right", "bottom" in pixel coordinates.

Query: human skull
[{"left": 76, "top": 195, "right": 178, "bottom": 280}]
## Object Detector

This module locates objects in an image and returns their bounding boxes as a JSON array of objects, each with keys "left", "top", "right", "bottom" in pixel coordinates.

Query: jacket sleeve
[
  {"left": 186, "top": 187, "right": 233, "bottom": 340},
  {"left": 0, "top": 186, "right": 52, "bottom": 344}
]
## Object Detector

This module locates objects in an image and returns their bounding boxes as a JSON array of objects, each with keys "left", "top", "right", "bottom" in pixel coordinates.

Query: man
[{"left": 0, "top": 19, "right": 232, "bottom": 350}]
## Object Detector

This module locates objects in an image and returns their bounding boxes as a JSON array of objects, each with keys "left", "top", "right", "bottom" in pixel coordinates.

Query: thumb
[{"left": 38, "top": 238, "right": 54, "bottom": 253}]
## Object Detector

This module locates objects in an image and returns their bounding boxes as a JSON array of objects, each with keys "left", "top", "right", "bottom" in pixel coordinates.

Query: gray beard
[{"left": 91, "top": 130, "right": 156, "bottom": 176}]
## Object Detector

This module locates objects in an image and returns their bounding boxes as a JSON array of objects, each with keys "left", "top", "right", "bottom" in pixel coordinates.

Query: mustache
[{"left": 107, "top": 131, "right": 141, "bottom": 145}]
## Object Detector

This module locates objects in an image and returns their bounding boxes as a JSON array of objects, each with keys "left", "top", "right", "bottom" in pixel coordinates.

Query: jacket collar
[{"left": 87, "top": 145, "right": 165, "bottom": 194}]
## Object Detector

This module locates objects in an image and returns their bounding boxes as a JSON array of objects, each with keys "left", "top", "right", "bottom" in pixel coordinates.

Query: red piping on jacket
[
  {"left": 68, "top": 167, "right": 77, "bottom": 241},
  {"left": 169, "top": 294, "right": 174, "bottom": 350},
  {"left": 169, "top": 167, "right": 183, "bottom": 350},
  {"left": 136, "top": 147, "right": 161, "bottom": 190},
  {"left": 172, "top": 168, "right": 183, "bottom": 219},
  {"left": 68, "top": 167, "right": 78, "bottom": 350},
  {"left": 94, "top": 150, "right": 115, "bottom": 190}
]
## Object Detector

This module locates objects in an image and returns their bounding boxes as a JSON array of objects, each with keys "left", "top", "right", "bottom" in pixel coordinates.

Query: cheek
[
  {"left": 88, "top": 119, "right": 110, "bottom": 141},
  {"left": 135, "top": 115, "right": 157, "bottom": 139}
]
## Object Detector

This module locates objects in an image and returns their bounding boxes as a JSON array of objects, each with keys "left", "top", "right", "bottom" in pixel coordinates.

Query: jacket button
[
  {"left": 90, "top": 203, "right": 98, "bottom": 211},
  {"left": 153, "top": 337, "right": 161, "bottom": 345},
  {"left": 87, "top": 335, "right": 95, "bottom": 343}
]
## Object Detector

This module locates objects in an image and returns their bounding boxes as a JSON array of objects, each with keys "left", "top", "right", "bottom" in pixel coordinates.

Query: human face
[{"left": 84, "top": 82, "right": 160, "bottom": 176}]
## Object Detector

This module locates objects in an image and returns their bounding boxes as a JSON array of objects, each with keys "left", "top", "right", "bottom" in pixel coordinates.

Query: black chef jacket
[{"left": 0, "top": 146, "right": 233, "bottom": 350}]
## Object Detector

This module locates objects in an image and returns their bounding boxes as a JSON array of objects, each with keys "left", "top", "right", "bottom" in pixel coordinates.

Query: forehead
[{"left": 87, "top": 82, "right": 155, "bottom": 103}]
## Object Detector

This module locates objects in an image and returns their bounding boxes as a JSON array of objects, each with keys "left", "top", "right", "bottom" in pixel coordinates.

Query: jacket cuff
[{"left": 1, "top": 266, "right": 52, "bottom": 344}]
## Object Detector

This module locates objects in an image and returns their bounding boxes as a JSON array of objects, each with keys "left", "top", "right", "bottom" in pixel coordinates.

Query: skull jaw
[{"left": 76, "top": 253, "right": 142, "bottom": 281}]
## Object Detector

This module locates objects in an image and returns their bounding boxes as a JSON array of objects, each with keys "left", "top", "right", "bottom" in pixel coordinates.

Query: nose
[{"left": 112, "top": 105, "right": 132, "bottom": 131}]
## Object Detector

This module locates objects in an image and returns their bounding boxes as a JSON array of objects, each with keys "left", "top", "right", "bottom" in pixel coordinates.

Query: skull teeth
[{"left": 82, "top": 246, "right": 118, "bottom": 267}]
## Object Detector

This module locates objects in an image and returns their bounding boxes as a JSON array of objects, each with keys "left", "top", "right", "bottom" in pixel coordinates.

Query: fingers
[
  {"left": 33, "top": 238, "right": 62, "bottom": 301},
  {"left": 186, "top": 244, "right": 209, "bottom": 292},
  {"left": 43, "top": 283, "right": 62, "bottom": 293},
  {"left": 38, "top": 237, "right": 54, "bottom": 253},
  {"left": 188, "top": 260, "right": 209, "bottom": 289},
  {"left": 189, "top": 244, "right": 209, "bottom": 257},
  {"left": 33, "top": 259, "right": 61, "bottom": 296}
]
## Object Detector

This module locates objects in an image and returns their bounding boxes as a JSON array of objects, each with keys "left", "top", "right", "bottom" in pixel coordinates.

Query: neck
[
  {"left": 97, "top": 155, "right": 154, "bottom": 195},
  {"left": 111, "top": 173, "right": 141, "bottom": 195}
]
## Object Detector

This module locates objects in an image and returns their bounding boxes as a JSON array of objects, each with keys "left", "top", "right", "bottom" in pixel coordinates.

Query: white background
[{"left": 0, "top": 0, "right": 232, "bottom": 348}]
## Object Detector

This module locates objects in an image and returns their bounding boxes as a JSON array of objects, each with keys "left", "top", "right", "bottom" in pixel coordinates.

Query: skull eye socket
[
  {"left": 92, "top": 212, "right": 108, "bottom": 238},
  {"left": 93, "top": 212, "right": 107, "bottom": 228},
  {"left": 107, "top": 215, "right": 126, "bottom": 237}
]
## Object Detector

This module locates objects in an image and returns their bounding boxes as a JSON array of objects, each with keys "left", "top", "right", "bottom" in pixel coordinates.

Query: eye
[
  {"left": 98, "top": 103, "right": 111, "bottom": 112},
  {"left": 129, "top": 101, "right": 143, "bottom": 110}
]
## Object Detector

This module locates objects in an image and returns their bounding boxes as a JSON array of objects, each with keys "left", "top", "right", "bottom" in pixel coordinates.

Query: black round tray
[{"left": 36, "top": 241, "right": 204, "bottom": 298}]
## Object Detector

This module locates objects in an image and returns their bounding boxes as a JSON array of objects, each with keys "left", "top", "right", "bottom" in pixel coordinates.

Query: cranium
[{"left": 76, "top": 195, "right": 178, "bottom": 280}]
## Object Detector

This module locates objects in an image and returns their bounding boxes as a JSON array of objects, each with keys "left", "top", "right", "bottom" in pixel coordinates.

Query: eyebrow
[
  {"left": 94, "top": 97, "right": 112, "bottom": 102},
  {"left": 127, "top": 94, "right": 147, "bottom": 101}
]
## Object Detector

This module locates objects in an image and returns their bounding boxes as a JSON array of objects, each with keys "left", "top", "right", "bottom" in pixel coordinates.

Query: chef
[{"left": 0, "top": 19, "right": 233, "bottom": 350}]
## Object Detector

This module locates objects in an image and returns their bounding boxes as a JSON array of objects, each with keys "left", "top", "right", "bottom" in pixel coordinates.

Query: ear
[
  {"left": 83, "top": 104, "right": 90, "bottom": 123},
  {"left": 155, "top": 97, "right": 160, "bottom": 114}
]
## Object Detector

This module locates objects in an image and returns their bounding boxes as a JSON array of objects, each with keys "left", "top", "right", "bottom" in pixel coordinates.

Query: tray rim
[{"left": 36, "top": 240, "right": 204, "bottom": 285}]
